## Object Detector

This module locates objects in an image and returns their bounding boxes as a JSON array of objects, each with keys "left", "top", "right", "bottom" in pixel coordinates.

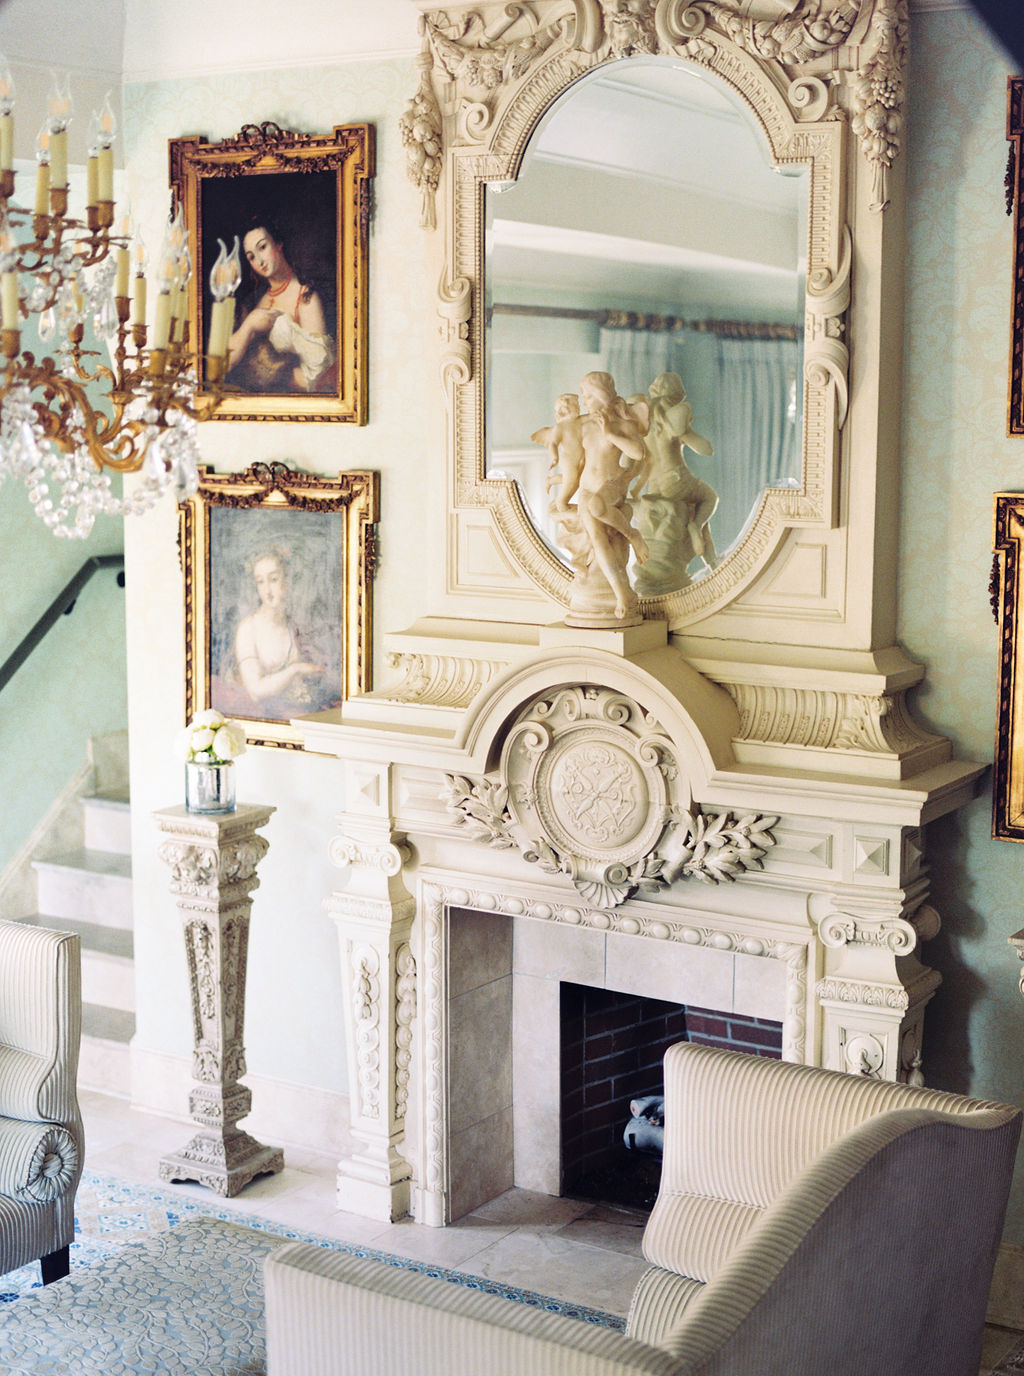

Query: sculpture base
[
  {"left": 159, "top": 1129, "right": 284, "bottom": 1197},
  {"left": 564, "top": 610, "right": 643, "bottom": 629}
]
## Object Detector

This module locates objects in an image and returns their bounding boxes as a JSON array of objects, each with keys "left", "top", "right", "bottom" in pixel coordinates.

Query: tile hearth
[{"left": 79, "top": 1089, "right": 649, "bottom": 1319}]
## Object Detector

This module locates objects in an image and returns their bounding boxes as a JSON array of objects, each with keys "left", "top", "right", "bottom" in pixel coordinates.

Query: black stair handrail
[{"left": 0, "top": 554, "right": 125, "bottom": 694}]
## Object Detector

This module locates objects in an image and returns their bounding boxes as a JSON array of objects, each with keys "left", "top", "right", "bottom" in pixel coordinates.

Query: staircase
[{"left": 16, "top": 739, "right": 135, "bottom": 1097}]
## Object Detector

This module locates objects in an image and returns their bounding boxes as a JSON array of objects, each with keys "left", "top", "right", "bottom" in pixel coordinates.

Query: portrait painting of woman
[
  {"left": 207, "top": 505, "right": 344, "bottom": 725},
  {"left": 199, "top": 169, "right": 339, "bottom": 399}
]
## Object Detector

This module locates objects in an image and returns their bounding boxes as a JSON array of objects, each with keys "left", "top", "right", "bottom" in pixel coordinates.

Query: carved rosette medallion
[{"left": 444, "top": 686, "right": 776, "bottom": 908}]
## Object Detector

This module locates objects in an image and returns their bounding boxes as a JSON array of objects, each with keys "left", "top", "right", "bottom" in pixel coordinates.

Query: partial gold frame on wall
[
  {"left": 179, "top": 462, "right": 378, "bottom": 750},
  {"left": 1007, "top": 76, "right": 1024, "bottom": 434},
  {"left": 169, "top": 122, "right": 374, "bottom": 424},
  {"left": 993, "top": 493, "right": 1024, "bottom": 838}
]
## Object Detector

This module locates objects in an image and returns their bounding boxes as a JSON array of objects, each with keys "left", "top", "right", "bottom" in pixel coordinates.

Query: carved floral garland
[{"left": 407, "top": 0, "right": 909, "bottom": 221}]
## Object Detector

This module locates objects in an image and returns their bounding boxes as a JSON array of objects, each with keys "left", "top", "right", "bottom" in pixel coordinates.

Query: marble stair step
[
  {"left": 32, "top": 849, "right": 133, "bottom": 928},
  {"left": 79, "top": 1004, "right": 136, "bottom": 1097},
  {"left": 82, "top": 792, "right": 132, "bottom": 856},
  {"left": 22, "top": 915, "right": 135, "bottom": 1012}
]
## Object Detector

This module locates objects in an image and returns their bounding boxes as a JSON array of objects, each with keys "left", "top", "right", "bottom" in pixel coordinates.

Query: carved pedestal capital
[
  {"left": 154, "top": 804, "right": 283, "bottom": 1196},
  {"left": 815, "top": 898, "right": 941, "bottom": 1083}
]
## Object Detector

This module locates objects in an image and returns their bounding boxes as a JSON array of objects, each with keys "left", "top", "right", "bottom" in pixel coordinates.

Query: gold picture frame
[
  {"left": 1007, "top": 77, "right": 1024, "bottom": 433},
  {"left": 180, "top": 462, "right": 378, "bottom": 750},
  {"left": 993, "top": 493, "right": 1024, "bottom": 838},
  {"left": 169, "top": 122, "right": 374, "bottom": 423}
]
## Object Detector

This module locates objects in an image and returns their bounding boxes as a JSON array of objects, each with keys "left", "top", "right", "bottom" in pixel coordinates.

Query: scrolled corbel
[
  {"left": 654, "top": 0, "right": 708, "bottom": 49},
  {"left": 804, "top": 222, "right": 852, "bottom": 428},
  {"left": 438, "top": 270, "right": 473, "bottom": 401},
  {"left": 787, "top": 74, "right": 830, "bottom": 122},
  {"left": 560, "top": 0, "right": 605, "bottom": 52}
]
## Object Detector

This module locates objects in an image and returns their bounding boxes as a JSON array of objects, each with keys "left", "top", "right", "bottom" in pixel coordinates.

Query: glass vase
[{"left": 185, "top": 761, "right": 236, "bottom": 814}]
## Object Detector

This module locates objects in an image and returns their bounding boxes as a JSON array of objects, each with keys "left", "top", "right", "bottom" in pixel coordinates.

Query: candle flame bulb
[
  {"left": 46, "top": 79, "right": 70, "bottom": 192},
  {"left": 97, "top": 92, "right": 115, "bottom": 146},
  {"left": 0, "top": 57, "right": 13, "bottom": 175},
  {"left": 207, "top": 236, "right": 240, "bottom": 361},
  {"left": 46, "top": 76, "right": 71, "bottom": 131},
  {"left": 0, "top": 56, "right": 13, "bottom": 111}
]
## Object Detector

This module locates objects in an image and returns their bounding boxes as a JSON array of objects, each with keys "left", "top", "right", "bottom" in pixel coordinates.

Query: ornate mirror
[
  {"left": 485, "top": 58, "right": 808, "bottom": 596},
  {"left": 408, "top": 0, "right": 904, "bottom": 637}
]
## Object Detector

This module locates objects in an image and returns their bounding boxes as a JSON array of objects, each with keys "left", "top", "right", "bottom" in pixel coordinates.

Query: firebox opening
[{"left": 560, "top": 983, "right": 783, "bottom": 1212}]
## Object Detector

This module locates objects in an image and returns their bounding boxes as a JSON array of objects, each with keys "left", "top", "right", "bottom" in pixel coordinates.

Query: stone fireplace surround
[{"left": 302, "top": 622, "right": 984, "bottom": 1227}]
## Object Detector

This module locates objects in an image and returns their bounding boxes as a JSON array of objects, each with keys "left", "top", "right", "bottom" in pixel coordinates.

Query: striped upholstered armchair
[
  {"left": 0, "top": 919, "right": 83, "bottom": 1285},
  {"left": 264, "top": 1041, "right": 1021, "bottom": 1376}
]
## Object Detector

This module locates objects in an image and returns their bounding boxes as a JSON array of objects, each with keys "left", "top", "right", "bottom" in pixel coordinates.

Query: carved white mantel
[{"left": 306, "top": 623, "right": 982, "bottom": 1224}]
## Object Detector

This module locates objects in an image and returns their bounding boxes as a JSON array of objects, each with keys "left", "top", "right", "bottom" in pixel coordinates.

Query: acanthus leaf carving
[
  {"left": 382, "top": 650, "right": 509, "bottom": 708},
  {"left": 662, "top": 809, "right": 777, "bottom": 885},
  {"left": 441, "top": 774, "right": 517, "bottom": 847}
]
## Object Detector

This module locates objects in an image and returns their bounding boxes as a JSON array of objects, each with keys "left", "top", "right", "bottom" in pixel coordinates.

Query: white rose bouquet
[{"left": 176, "top": 710, "right": 248, "bottom": 766}]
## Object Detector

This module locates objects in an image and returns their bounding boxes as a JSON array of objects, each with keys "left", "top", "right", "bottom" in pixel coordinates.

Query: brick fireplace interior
[{"left": 560, "top": 983, "right": 783, "bottom": 1211}]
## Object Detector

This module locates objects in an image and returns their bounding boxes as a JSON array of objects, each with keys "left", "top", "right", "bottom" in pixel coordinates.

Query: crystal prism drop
[
  {"left": 38, "top": 307, "right": 57, "bottom": 342},
  {"left": 95, "top": 295, "right": 118, "bottom": 341}
]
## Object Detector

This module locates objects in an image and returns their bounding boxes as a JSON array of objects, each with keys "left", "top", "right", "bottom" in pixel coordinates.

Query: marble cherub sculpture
[
  {"left": 534, "top": 371, "right": 651, "bottom": 625},
  {"left": 631, "top": 370, "right": 718, "bottom": 597}
]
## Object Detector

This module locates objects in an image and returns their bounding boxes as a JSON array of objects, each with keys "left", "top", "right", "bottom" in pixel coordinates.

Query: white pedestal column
[
  {"left": 327, "top": 761, "right": 416, "bottom": 1221},
  {"left": 154, "top": 803, "right": 284, "bottom": 1196}
]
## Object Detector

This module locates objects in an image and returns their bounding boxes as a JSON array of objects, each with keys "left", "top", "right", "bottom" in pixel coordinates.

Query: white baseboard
[{"left": 129, "top": 1044, "right": 354, "bottom": 1159}]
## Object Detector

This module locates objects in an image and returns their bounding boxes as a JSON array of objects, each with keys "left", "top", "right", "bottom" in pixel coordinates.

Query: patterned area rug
[{"left": 0, "top": 1170, "right": 623, "bottom": 1331}]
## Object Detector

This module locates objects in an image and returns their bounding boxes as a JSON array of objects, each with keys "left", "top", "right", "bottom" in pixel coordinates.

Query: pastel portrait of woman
[{"left": 208, "top": 509, "right": 344, "bottom": 724}]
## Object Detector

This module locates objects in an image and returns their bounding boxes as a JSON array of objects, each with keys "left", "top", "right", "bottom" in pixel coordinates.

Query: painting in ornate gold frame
[
  {"left": 992, "top": 493, "right": 1024, "bottom": 838},
  {"left": 180, "top": 462, "right": 378, "bottom": 750},
  {"left": 169, "top": 122, "right": 374, "bottom": 423},
  {"left": 1007, "top": 77, "right": 1024, "bottom": 433}
]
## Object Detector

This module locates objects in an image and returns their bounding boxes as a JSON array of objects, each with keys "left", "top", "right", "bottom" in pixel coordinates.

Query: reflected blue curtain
[
  {"left": 711, "top": 335, "right": 801, "bottom": 553},
  {"left": 597, "top": 326, "right": 801, "bottom": 558}
]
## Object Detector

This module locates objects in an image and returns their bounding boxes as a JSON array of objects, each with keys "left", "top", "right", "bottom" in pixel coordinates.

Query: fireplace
[
  {"left": 309, "top": 636, "right": 977, "bottom": 1227},
  {"left": 560, "top": 984, "right": 783, "bottom": 1211}
]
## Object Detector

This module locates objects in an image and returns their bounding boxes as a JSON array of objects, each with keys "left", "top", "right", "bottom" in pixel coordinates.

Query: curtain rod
[{"left": 489, "top": 302, "right": 800, "bottom": 341}]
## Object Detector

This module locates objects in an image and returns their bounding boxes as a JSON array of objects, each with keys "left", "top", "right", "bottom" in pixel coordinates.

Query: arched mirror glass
[{"left": 485, "top": 58, "right": 808, "bottom": 598}]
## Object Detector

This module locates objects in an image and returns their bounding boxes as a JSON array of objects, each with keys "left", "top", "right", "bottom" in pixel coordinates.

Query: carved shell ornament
[
  {"left": 442, "top": 687, "right": 776, "bottom": 907},
  {"left": 408, "top": 0, "right": 909, "bottom": 221}
]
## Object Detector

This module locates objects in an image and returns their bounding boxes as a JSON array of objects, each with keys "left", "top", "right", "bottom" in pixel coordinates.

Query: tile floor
[
  {"left": 80, "top": 1089, "right": 649, "bottom": 1320},
  {"left": 80, "top": 1089, "right": 1024, "bottom": 1369}
]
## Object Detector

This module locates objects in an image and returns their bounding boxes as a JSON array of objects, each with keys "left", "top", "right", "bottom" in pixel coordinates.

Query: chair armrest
[
  {"left": 264, "top": 1244, "right": 682, "bottom": 1376},
  {"left": 0, "top": 922, "right": 81, "bottom": 1125},
  {"left": 0, "top": 1116, "right": 79, "bottom": 1201},
  {"left": 658, "top": 1107, "right": 1021, "bottom": 1376}
]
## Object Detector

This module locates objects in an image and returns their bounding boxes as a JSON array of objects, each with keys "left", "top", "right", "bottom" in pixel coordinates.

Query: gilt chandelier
[{"left": 0, "top": 67, "right": 240, "bottom": 538}]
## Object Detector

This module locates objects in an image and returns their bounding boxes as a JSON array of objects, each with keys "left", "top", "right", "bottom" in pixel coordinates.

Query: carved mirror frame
[{"left": 408, "top": 0, "right": 907, "bottom": 632}]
